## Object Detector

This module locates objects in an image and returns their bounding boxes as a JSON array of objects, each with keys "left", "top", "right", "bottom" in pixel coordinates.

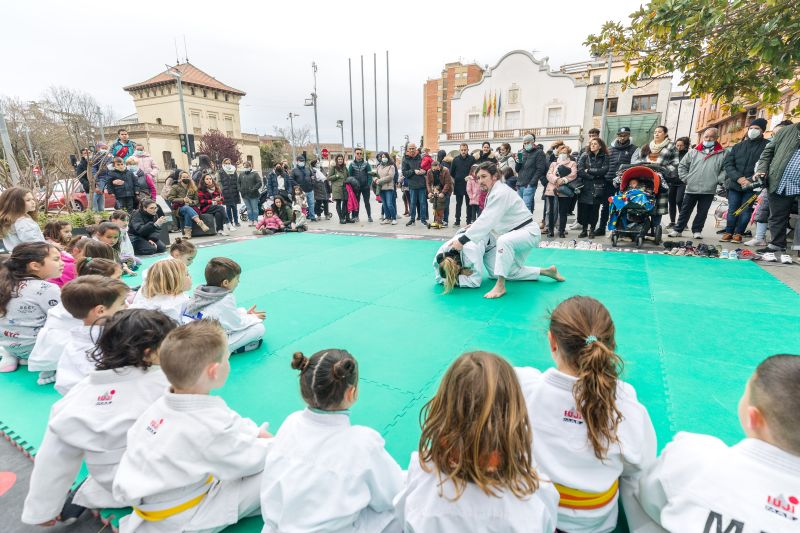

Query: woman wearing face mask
[
  {"left": 497, "top": 143, "right": 517, "bottom": 187},
  {"left": 125, "top": 156, "right": 157, "bottom": 209},
  {"left": 630, "top": 125, "right": 679, "bottom": 231},
  {"left": 576, "top": 139, "right": 609, "bottom": 238},
  {"left": 719, "top": 119, "right": 769, "bottom": 243},
  {"left": 266, "top": 164, "right": 295, "bottom": 204},
  {"left": 218, "top": 158, "right": 241, "bottom": 229},
  {"left": 544, "top": 147, "right": 578, "bottom": 237},
  {"left": 328, "top": 155, "right": 350, "bottom": 224},
  {"left": 237, "top": 161, "right": 263, "bottom": 227},
  {"left": 374, "top": 152, "right": 398, "bottom": 224},
  {"left": 310, "top": 159, "right": 331, "bottom": 220},
  {"left": 166, "top": 170, "right": 210, "bottom": 239},
  {"left": 666, "top": 137, "right": 692, "bottom": 229}
]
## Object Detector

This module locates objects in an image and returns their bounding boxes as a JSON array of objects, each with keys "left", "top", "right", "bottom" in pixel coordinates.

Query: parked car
[{"left": 43, "top": 180, "right": 116, "bottom": 211}]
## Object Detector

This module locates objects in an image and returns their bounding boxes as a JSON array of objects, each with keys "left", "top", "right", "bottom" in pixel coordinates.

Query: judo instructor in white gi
[{"left": 449, "top": 161, "right": 565, "bottom": 298}]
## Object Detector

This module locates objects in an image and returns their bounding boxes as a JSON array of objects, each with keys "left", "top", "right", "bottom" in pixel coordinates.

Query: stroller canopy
[{"left": 620, "top": 165, "right": 662, "bottom": 194}]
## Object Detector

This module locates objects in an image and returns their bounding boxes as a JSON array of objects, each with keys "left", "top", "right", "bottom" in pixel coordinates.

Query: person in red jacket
[{"left": 197, "top": 174, "right": 230, "bottom": 236}]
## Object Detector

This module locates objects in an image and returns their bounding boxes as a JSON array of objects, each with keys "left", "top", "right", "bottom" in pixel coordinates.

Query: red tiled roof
[{"left": 123, "top": 62, "right": 245, "bottom": 96}]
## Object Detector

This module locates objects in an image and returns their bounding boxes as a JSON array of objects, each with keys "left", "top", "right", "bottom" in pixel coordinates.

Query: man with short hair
[
  {"left": 755, "top": 120, "right": 800, "bottom": 255},
  {"left": 449, "top": 143, "right": 475, "bottom": 226},
  {"left": 401, "top": 144, "right": 427, "bottom": 226},
  {"left": 348, "top": 148, "right": 375, "bottom": 222},
  {"left": 291, "top": 155, "right": 316, "bottom": 221},
  {"left": 110, "top": 129, "right": 136, "bottom": 161},
  {"left": 514, "top": 134, "right": 547, "bottom": 213},
  {"left": 587, "top": 128, "right": 600, "bottom": 143},
  {"left": 669, "top": 128, "right": 726, "bottom": 239},
  {"left": 597, "top": 127, "right": 638, "bottom": 235}
]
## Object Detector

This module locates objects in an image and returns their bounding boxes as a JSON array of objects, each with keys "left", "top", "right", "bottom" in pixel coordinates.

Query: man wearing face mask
[
  {"left": 238, "top": 161, "right": 263, "bottom": 227},
  {"left": 291, "top": 155, "right": 316, "bottom": 221},
  {"left": 597, "top": 127, "right": 638, "bottom": 235},
  {"left": 125, "top": 156, "right": 157, "bottom": 208},
  {"left": 669, "top": 128, "right": 727, "bottom": 239},
  {"left": 514, "top": 134, "right": 547, "bottom": 213},
  {"left": 720, "top": 118, "right": 769, "bottom": 243},
  {"left": 348, "top": 148, "right": 376, "bottom": 222}
]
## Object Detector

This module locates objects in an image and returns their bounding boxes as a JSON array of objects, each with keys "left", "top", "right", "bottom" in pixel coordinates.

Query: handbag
[{"left": 557, "top": 178, "right": 583, "bottom": 197}]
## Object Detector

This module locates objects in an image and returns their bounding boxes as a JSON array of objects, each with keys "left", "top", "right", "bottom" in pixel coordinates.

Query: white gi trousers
[
  {"left": 484, "top": 225, "right": 541, "bottom": 280},
  {"left": 228, "top": 323, "right": 265, "bottom": 353}
]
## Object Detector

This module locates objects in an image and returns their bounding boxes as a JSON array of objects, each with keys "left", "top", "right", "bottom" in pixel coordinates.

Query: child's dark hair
[
  {"left": 502, "top": 167, "right": 515, "bottom": 180},
  {"left": 169, "top": 237, "right": 196, "bottom": 257},
  {"left": 549, "top": 296, "right": 622, "bottom": 460},
  {"left": 43, "top": 220, "right": 71, "bottom": 245},
  {"left": 90, "top": 309, "right": 176, "bottom": 371},
  {"left": 110, "top": 210, "right": 129, "bottom": 222},
  {"left": 204, "top": 257, "right": 241, "bottom": 286},
  {"left": 291, "top": 349, "right": 358, "bottom": 410},
  {"left": 77, "top": 257, "right": 119, "bottom": 277},
  {"left": 83, "top": 240, "right": 115, "bottom": 261},
  {"left": 0, "top": 242, "right": 56, "bottom": 316},
  {"left": 67, "top": 235, "right": 89, "bottom": 254},
  {"left": 750, "top": 354, "right": 800, "bottom": 455},
  {"left": 95, "top": 221, "right": 121, "bottom": 243},
  {"left": 61, "top": 275, "right": 128, "bottom": 319}
]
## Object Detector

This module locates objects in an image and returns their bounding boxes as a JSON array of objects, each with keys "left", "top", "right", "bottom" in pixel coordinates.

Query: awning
[{"left": 604, "top": 113, "right": 662, "bottom": 147}]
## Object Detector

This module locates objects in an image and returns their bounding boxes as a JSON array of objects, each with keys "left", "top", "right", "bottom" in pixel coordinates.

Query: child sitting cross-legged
[
  {"left": 21, "top": 309, "right": 176, "bottom": 527},
  {"left": 55, "top": 275, "right": 130, "bottom": 395},
  {"left": 93, "top": 221, "right": 136, "bottom": 277},
  {"left": 260, "top": 349, "right": 404, "bottom": 532},
  {"left": 110, "top": 210, "right": 142, "bottom": 270},
  {"left": 130, "top": 259, "right": 193, "bottom": 324},
  {"left": 112, "top": 319, "right": 272, "bottom": 533},
  {"left": 185, "top": 257, "right": 266, "bottom": 354},
  {"left": 254, "top": 206, "right": 285, "bottom": 235}
]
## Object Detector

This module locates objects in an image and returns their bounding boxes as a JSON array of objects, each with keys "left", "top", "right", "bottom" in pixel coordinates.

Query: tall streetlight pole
[
  {"left": 336, "top": 120, "right": 344, "bottom": 154},
  {"left": 287, "top": 112, "right": 299, "bottom": 163},
  {"left": 348, "top": 59, "right": 355, "bottom": 159},
  {"left": 167, "top": 64, "right": 191, "bottom": 167},
  {"left": 305, "top": 62, "right": 321, "bottom": 161}
]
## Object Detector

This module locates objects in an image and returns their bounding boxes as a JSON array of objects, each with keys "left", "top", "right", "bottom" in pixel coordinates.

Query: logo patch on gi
[
  {"left": 96, "top": 389, "right": 115, "bottom": 406},
  {"left": 766, "top": 494, "right": 799, "bottom": 522},
  {"left": 146, "top": 418, "right": 164, "bottom": 435},
  {"left": 562, "top": 408, "right": 584, "bottom": 425}
]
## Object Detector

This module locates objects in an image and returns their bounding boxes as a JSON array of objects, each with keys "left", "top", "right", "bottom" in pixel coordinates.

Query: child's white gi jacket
[
  {"left": 130, "top": 291, "right": 190, "bottom": 324},
  {"left": 21, "top": 366, "right": 168, "bottom": 524},
  {"left": 633, "top": 433, "right": 800, "bottom": 533},
  {"left": 28, "top": 302, "right": 81, "bottom": 371},
  {"left": 394, "top": 451, "right": 560, "bottom": 532},
  {"left": 260, "top": 408, "right": 404, "bottom": 532},
  {"left": 515, "top": 367, "right": 657, "bottom": 533},
  {"left": 54, "top": 325, "right": 100, "bottom": 395}
]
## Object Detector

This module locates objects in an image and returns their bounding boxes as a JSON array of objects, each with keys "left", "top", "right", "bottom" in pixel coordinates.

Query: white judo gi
[
  {"left": 433, "top": 229, "right": 493, "bottom": 289},
  {"left": 631, "top": 433, "right": 800, "bottom": 533},
  {"left": 459, "top": 182, "right": 541, "bottom": 281},
  {"left": 130, "top": 291, "right": 191, "bottom": 324},
  {"left": 21, "top": 366, "right": 169, "bottom": 525},
  {"left": 393, "top": 452, "right": 560, "bottom": 532},
  {"left": 28, "top": 303, "right": 81, "bottom": 372},
  {"left": 515, "top": 367, "right": 657, "bottom": 533},
  {"left": 55, "top": 325, "right": 102, "bottom": 396},
  {"left": 113, "top": 392, "right": 270, "bottom": 533},
  {"left": 186, "top": 286, "right": 265, "bottom": 353},
  {"left": 260, "top": 409, "right": 404, "bottom": 533}
]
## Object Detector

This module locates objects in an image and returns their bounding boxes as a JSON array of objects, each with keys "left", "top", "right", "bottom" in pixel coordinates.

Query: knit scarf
[{"left": 649, "top": 138, "right": 671, "bottom": 154}]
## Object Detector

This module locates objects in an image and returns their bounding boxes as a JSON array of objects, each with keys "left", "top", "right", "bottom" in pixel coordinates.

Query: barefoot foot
[
  {"left": 483, "top": 287, "right": 507, "bottom": 299},
  {"left": 541, "top": 265, "right": 565, "bottom": 282}
]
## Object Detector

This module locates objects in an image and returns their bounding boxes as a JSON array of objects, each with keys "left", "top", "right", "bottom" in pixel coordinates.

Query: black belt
[{"left": 512, "top": 218, "right": 533, "bottom": 231}]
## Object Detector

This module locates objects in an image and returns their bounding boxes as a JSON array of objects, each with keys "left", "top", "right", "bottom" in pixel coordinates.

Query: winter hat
[
  {"left": 522, "top": 134, "right": 536, "bottom": 143},
  {"left": 96, "top": 142, "right": 108, "bottom": 149},
  {"left": 750, "top": 118, "right": 768, "bottom": 131}
]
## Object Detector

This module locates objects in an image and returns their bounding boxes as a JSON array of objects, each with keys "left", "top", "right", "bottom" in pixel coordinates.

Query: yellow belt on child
[
  {"left": 133, "top": 475, "right": 214, "bottom": 522},
  {"left": 554, "top": 479, "right": 619, "bottom": 510}
]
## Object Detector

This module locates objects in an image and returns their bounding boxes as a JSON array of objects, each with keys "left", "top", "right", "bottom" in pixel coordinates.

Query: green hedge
[{"left": 37, "top": 210, "right": 110, "bottom": 229}]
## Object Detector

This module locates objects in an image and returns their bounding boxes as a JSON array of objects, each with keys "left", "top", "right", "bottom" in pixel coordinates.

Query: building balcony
[{"left": 441, "top": 125, "right": 582, "bottom": 143}]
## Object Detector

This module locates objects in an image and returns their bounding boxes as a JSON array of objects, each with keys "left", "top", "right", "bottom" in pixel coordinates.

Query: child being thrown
[
  {"left": 607, "top": 178, "right": 655, "bottom": 232},
  {"left": 185, "top": 257, "right": 266, "bottom": 354}
]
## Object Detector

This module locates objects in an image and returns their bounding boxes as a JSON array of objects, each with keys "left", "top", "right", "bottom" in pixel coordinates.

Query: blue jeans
[
  {"left": 442, "top": 193, "right": 451, "bottom": 223},
  {"left": 178, "top": 205, "right": 197, "bottom": 227},
  {"left": 243, "top": 197, "right": 260, "bottom": 221},
  {"left": 380, "top": 190, "right": 397, "bottom": 220},
  {"left": 305, "top": 191, "right": 316, "bottom": 220},
  {"left": 409, "top": 188, "right": 428, "bottom": 222},
  {"left": 92, "top": 188, "right": 105, "bottom": 212},
  {"left": 225, "top": 204, "right": 239, "bottom": 225},
  {"left": 725, "top": 188, "right": 756, "bottom": 235},
  {"left": 518, "top": 185, "right": 536, "bottom": 213}
]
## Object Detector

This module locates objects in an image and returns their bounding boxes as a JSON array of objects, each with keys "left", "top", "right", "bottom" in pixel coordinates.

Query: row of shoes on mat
[
  {"left": 662, "top": 241, "right": 794, "bottom": 263},
  {"left": 540, "top": 240, "right": 604, "bottom": 251}
]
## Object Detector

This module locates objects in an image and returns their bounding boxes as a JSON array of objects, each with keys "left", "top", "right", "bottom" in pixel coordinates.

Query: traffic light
[{"left": 179, "top": 134, "right": 196, "bottom": 157}]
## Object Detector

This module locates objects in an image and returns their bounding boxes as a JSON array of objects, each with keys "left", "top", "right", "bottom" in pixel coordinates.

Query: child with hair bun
[
  {"left": 140, "top": 237, "right": 196, "bottom": 283},
  {"left": 260, "top": 349, "right": 404, "bottom": 532},
  {"left": 395, "top": 351, "right": 559, "bottom": 531},
  {"left": 515, "top": 296, "right": 656, "bottom": 533},
  {"left": 131, "top": 259, "right": 192, "bottom": 323}
]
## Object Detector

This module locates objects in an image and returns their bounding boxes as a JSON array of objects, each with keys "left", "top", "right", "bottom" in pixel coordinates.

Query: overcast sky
[{"left": 5, "top": 0, "right": 645, "bottom": 151}]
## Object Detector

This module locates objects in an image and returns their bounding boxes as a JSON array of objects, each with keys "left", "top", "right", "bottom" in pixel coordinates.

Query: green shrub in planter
[{"left": 39, "top": 210, "right": 110, "bottom": 230}]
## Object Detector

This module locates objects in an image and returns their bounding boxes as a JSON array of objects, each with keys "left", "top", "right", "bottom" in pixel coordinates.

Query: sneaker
[
  {"left": 406, "top": 220, "right": 415, "bottom": 226},
  {"left": 235, "top": 223, "right": 242, "bottom": 228},
  {"left": 668, "top": 230, "right": 682, "bottom": 238},
  {"left": 744, "top": 238, "right": 766, "bottom": 247},
  {"left": 380, "top": 220, "right": 388, "bottom": 225},
  {"left": 442, "top": 221, "right": 448, "bottom": 228},
  {"left": 732, "top": 234, "right": 743, "bottom": 243},
  {"left": 569, "top": 221, "right": 582, "bottom": 230},
  {"left": 234, "top": 338, "right": 263, "bottom": 354},
  {"left": 37, "top": 370, "right": 56, "bottom": 385},
  {"left": 391, "top": 220, "right": 397, "bottom": 225},
  {"left": 666, "top": 222, "right": 675, "bottom": 229},
  {"left": 780, "top": 254, "right": 794, "bottom": 265},
  {"left": 693, "top": 232, "right": 703, "bottom": 239},
  {"left": 539, "top": 241, "right": 551, "bottom": 248},
  {"left": 728, "top": 250, "right": 738, "bottom": 260},
  {"left": 757, "top": 246, "right": 783, "bottom": 254},
  {"left": 368, "top": 217, "right": 374, "bottom": 222},
  {"left": 0, "top": 349, "right": 18, "bottom": 373},
  {"left": 761, "top": 252, "right": 778, "bottom": 262},
  {"left": 720, "top": 233, "right": 733, "bottom": 242},
  {"left": 739, "top": 249, "right": 756, "bottom": 260}
]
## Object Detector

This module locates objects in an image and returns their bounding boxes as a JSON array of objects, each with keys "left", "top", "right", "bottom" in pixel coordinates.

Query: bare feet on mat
[
  {"left": 541, "top": 265, "right": 565, "bottom": 282},
  {"left": 484, "top": 279, "right": 506, "bottom": 299}
]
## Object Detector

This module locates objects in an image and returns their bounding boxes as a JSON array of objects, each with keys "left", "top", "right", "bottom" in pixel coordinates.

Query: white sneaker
[
  {"left": 668, "top": 230, "right": 682, "bottom": 238},
  {"left": 568, "top": 221, "right": 581, "bottom": 230},
  {"left": 391, "top": 220, "right": 397, "bottom": 225},
  {"left": 743, "top": 238, "right": 767, "bottom": 247},
  {"left": 780, "top": 254, "right": 794, "bottom": 264},
  {"left": 693, "top": 232, "right": 703, "bottom": 239}
]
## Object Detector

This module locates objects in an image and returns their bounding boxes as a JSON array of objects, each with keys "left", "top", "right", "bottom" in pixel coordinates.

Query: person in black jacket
[
  {"left": 75, "top": 148, "right": 91, "bottom": 193},
  {"left": 402, "top": 144, "right": 427, "bottom": 226},
  {"left": 720, "top": 118, "right": 770, "bottom": 243},
  {"left": 576, "top": 138, "right": 610, "bottom": 238},
  {"left": 514, "top": 134, "right": 547, "bottom": 213},
  {"left": 596, "top": 127, "right": 638, "bottom": 235},
  {"left": 192, "top": 154, "right": 214, "bottom": 185},
  {"left": 449, "top": 144, "right": 476, "bottom": 226},
  {"left": 291, "top": 155, "right": 317, "bottom": 222},
  {"left": 128, "top": 199, "right": 168, "bottom": 255},
  {"left": 106, "top": 157, "right": 137, "bottom": 211},
  {"left": 347, "top": 149, "right": 375, "bottom": 222},
  {"left": 218, "top": 158, "right": 241, "bottom": 227}
]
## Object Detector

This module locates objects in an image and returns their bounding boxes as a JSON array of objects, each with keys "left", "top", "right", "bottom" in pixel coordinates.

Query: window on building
[
  {"left": 547, "top": 107, "right": 563, "bottom": 127},
  {"left": 593, "top": 75, "right": 601, "bottom": 84},
  {"left": 156, "top": 118, "right": 163, "bottom": 125},
  {"left": 632, "top": 94, "right": 659, "bottom": 112},
  {"left": 203, "top": 90, "right": 207, "bottom": 97},
  {"left": 593, "top": 98, "right": 619, "bottom": 116},
  {"left": 208, "top": 113, "right": 218, "bottom": 131},
  {"left": 190, "top": 111, "right": 201, "bottom": 135},
  {"left": 162, "top": 151, "right": 175, "bottom": 170},
  {"left": 224, "top": 116, "right": 234, "bottom": 137},
  {"left": 468, "top": 114, "right": 480, "bottom": 131},
  {"left": 190, "top": 87, "right": 195, "bottom": 96},
  {"left": 225, "top": 94, "right": 229, "bottom": 102},
  {"left": 246, "top": 155, "right": 253, "bottom": 164},
  {"left": 508, "top": 85, "right": 519, "bottom": 104},
  {"left": 505, "top": 111, "right": 521, "bottom": 130},
  {"left": 214, "top": 92, "right": 219, "bottom": 100}
]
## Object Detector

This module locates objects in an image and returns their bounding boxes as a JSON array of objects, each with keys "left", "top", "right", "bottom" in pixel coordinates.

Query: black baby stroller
[{"left": 609, "top": 165, "right": 663, "bottom": 248}]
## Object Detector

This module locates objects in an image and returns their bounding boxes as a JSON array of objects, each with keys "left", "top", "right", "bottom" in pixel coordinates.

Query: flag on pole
[
  {"left": 482, "top": 93, "right": 487, "bottom": 117},
  {"left": 487, "top": 91, "right": 493, "bottom": 116},
  {"left": 493, "top": 92, "right": 498, "bottom": 117},
  {"left": 496, "top": 92, "right": 501, "bottom": 116}
]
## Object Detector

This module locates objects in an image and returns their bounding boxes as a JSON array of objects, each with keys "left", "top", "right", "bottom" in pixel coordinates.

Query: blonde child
[
  {"left": 94, "top": 222, "right": 135, "bottom": 276},
  {"left": 55, "top": 276, "right": 129, "bottom": 395},
  {"left": 22, "top": 309, "right": 175, "bottom": 527},
  {"left": 0, "top": 186, "right": 44, "bottom": 251},
  {"left": 515, "top": 296, "right": 656, "bottom": 533},
  {"left": 140, "top": 237, "right": 196, "bottom": 283},
  {"left": 186, "top": 257, "right": 265, "bottom": 353},
  {"left": 0, "top": 242, "right": 63, "bottom": 373},
  {"left": 112, "top": 320, "right": 271, "bottom": 532},
  {"left": 395, "top": 351, "right": 559, "bottom": 531},
  {"left": 131, "top": 259, "right": 193, "bottom": 323},
  {"left": 254, "top": 206, "right": 285, "bottom": 235},
  {"left": 633, "top": 354, "right": 800, "bottom": 532},
  {"left": 260, "top": 349, "right": 404, "bottom": 531},
  {"left": 433, "top": 229, "right": 490, "bottom": 291}
]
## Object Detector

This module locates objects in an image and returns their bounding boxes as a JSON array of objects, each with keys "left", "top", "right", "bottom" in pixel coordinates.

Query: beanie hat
[
  {"left": 522, "top": 134, "right": 535, "bottom": 143},
  {"left": 750, "top": 118, "right": 768, "bottom": 131}
]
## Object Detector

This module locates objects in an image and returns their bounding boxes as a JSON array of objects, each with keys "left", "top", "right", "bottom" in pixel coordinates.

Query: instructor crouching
[{"left": 449, "top": 161, "right": 564, "bottom": 299}]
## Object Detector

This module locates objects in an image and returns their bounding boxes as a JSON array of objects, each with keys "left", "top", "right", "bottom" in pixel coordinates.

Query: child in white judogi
[
  {"left": 130, "top": 259, "right": 192, "bottom": 324},
  {"left": 395, "top": 351, "right": 560, "bottom": 532},
  {"left": 630, "top": 354, "right": 800, "bottom": 533},
  {"left": 433, "top": 229, "right": 493, "bottom": 291},
  {"left": 112, "top": 319, "right": 272, "bottom": 533},
  {"left": 28, "top": 301, "right": 81, "bottom": 384},
  {"left": 260, "top": 349, "right": 404, "bottom": 532},
  {"left": 515, "top": 296, "right": 656, "bottom": 533},
  {"left": 21, "top": 309, "right": 175, "bottom": 527},
  {"left": 54, "top": 276, "right": 130, "bottom": 395},
  {"left": 185, "top": 257, "right": 266, "bottom": 354}
]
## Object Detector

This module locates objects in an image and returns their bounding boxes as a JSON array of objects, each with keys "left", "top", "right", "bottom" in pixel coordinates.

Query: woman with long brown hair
[
  {"left": 516, "top": 296, "right": 656, "bottom": 533},
  {"left": 396, "top": 351, "right": 559, "bottom": 531},
  {"left": 0, "top": 186, "right": 44, "bottom": 251}
]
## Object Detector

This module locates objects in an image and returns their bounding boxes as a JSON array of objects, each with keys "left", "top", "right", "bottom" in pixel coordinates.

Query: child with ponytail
[
  {"left": 130, "top": 259, "right": 192, "bottom": 323},
  {"left": 260, "top": 349, "right": 404, "bottom": 532},
  {"left": 395, "top": 351, "right": 559, "bottom": 531},
  {"left": 515, "top": 295, "right": 656, "bottom": 533},
  {"left": 433, "top": 229, "right": 491, "bottom": 292}
]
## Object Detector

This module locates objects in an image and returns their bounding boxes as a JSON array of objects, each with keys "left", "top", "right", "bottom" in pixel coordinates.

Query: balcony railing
[{"left": 442, "top": 126, "right": 582, "bottom": 143}]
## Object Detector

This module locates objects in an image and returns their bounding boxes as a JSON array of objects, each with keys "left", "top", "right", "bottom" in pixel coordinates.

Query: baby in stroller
[{"left": 608, "top": 165, "right": 662, "bottom": 246}]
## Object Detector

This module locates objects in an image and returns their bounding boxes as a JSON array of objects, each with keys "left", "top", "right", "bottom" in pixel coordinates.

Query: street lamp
[
  {"left": 336, "top": 120, "right": 344, "bottom": 158},
  {"left": 287, "top": 113, "right": 299, "bottom": 163}
]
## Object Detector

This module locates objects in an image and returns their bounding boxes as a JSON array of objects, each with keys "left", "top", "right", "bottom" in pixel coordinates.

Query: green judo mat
[{"left": 2, "top": 233, "right": 800, "bottom": 531}]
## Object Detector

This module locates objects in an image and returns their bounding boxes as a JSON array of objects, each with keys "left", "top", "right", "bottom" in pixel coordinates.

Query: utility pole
[
  {"left": 287, "top": 112, "right": 299, "bottom": 163},
  {"left": 386, "top": 50, "right": 391, "bottom": 154},
  {"left": 167, "top": 64, "right": 191, "bottom": 167},
  {"left": 599, "top": 51, "right": 614, "bottom": 142},
  {"left": 336, "top": 120, "right": 344, "bottom": 154},
  {"left": 96, "top": 105, "right": 106, "bottom": 143},
  {"left": 373, "top": 53, "right": 378, "bottom": 153},
  {"left": 0, "top": 107, "right": 21, "bottom": 185},
  {"left": 307, "top": 62, "right": 321, "bottom": 160},
  {"left": 360, "top": 55, "right": 366, "bottom": 151},
  {"left": 348, "top": 58, "right": 355, "bottom": 160}
]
